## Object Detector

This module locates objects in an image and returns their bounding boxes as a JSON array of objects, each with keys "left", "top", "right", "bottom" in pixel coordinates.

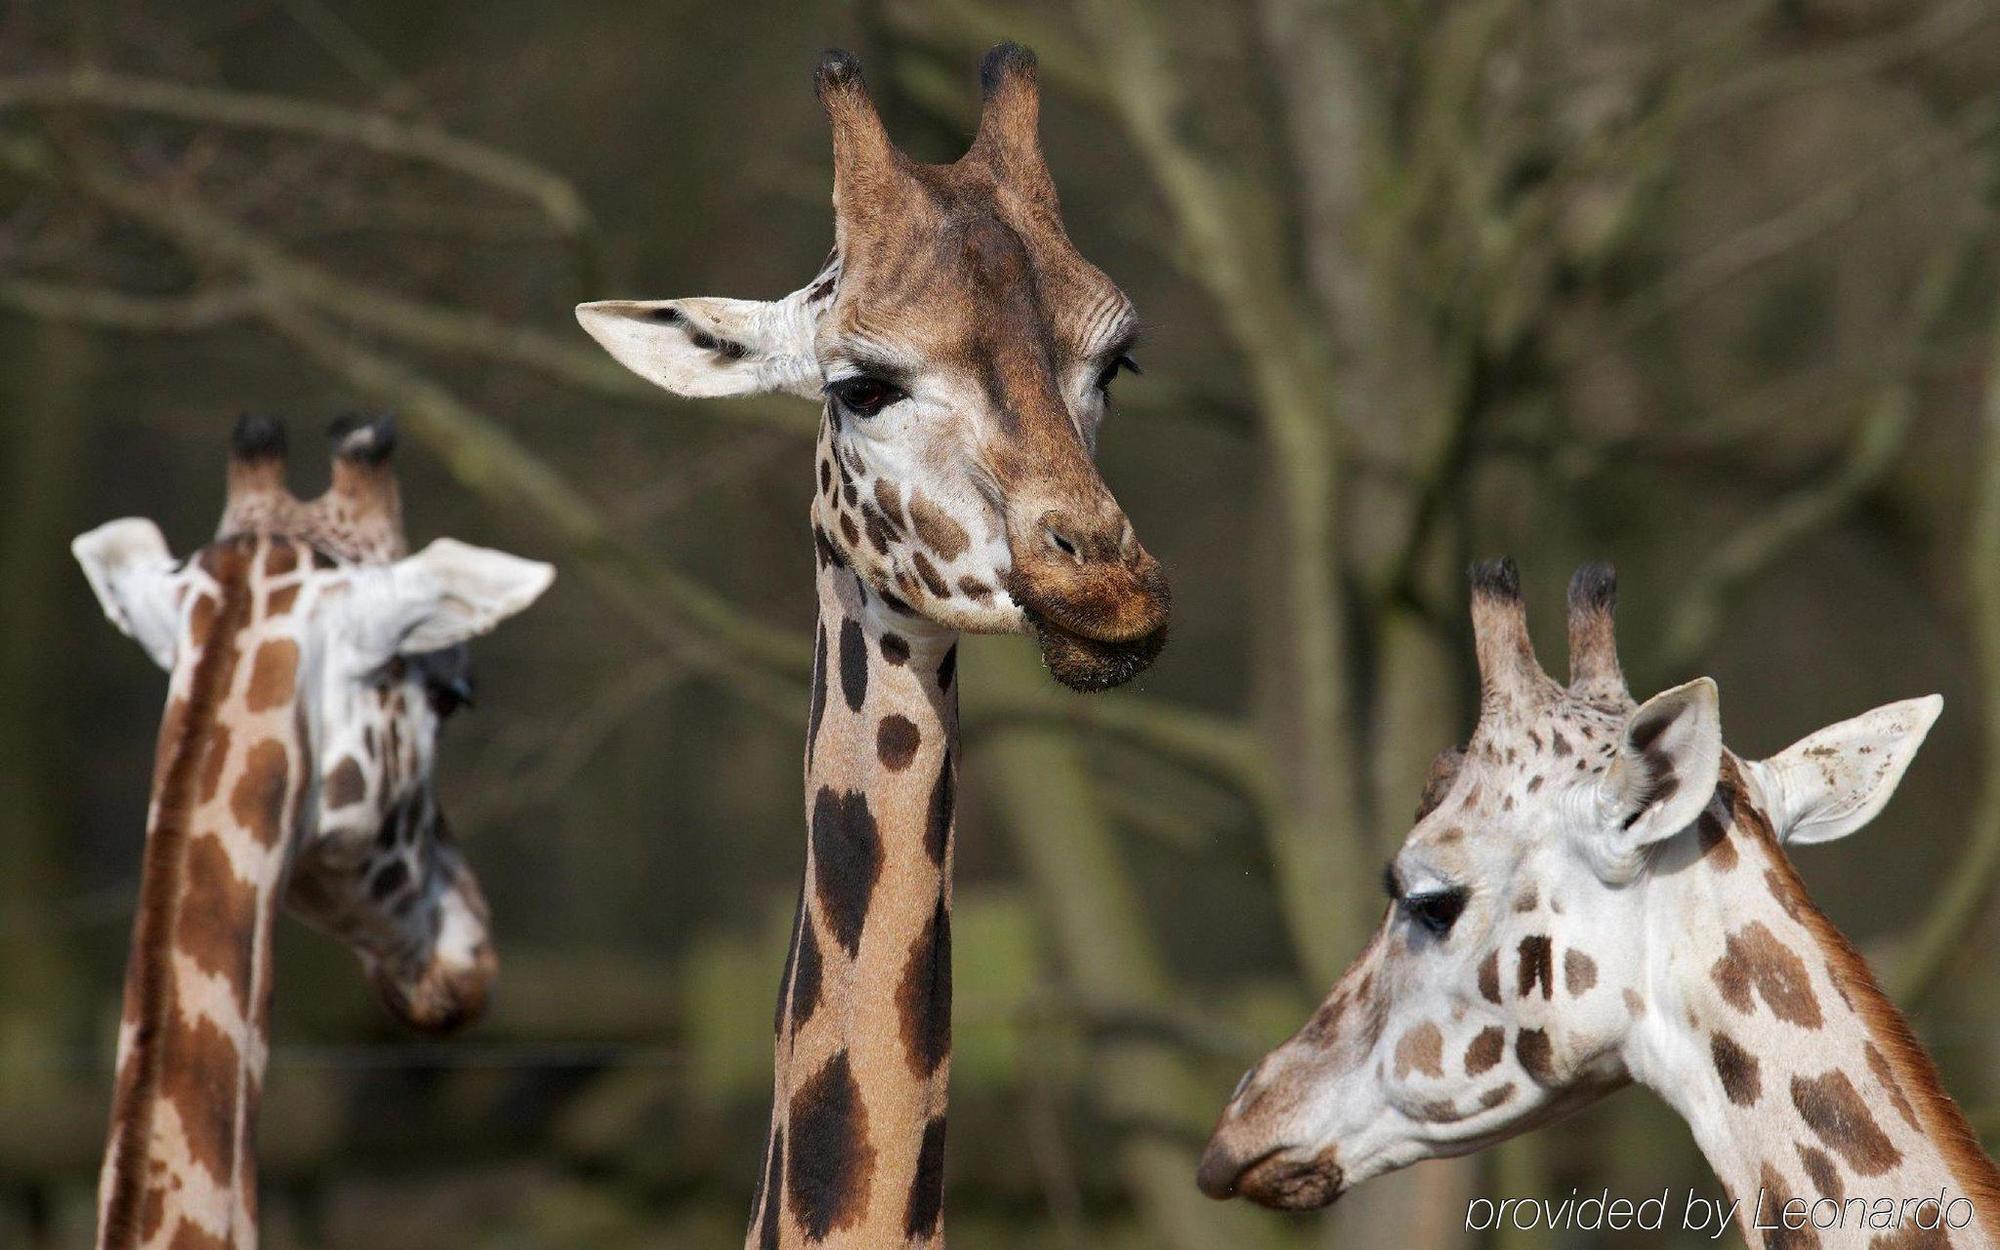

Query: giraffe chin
[
  {"left": 1223, "top": 1149, "right": 1347, "bottom": 1211},
  {"left": 1026, "top": 610, "right": 1168, "bottom": 692},
  {"left": 369, "top": 950, "right": 497, "bottom": 1036}
]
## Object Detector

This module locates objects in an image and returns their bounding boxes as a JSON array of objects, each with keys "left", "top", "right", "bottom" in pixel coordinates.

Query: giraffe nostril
[
  {"left": 1045, "top": 523, "right": 1083, "bottom": 563},
  {"left": 1230, "top": 1063, "right": 1261, "bottom": 1105}
]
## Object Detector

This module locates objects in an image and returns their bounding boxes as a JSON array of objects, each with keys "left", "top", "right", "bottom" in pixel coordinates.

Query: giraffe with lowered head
[
  {"left": 577, "top": 43, "right": 1169, "bottom": 1250},
  {"left": 1199, "top": 560, "right": 2000, "bottom": 1247},
  {"left": 73, "top": 414, "right": 554, "bottom": 1250}
]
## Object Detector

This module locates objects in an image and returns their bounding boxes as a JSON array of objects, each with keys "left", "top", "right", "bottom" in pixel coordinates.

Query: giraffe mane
[
  {"left": 98, "top": 539, "right": 256, "bottom": 1249},
  {"left": 1726, "top": 754, "right": 2000, "bottom": 1235}
]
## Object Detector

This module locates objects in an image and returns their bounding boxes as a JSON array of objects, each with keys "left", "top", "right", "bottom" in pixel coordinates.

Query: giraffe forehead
[{"left": 831, "top": 200, "right": 1128, "bottom": 366}]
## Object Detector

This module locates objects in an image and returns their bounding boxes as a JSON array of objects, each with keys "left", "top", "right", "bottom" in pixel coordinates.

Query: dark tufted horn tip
[
  {"left": 979, "top": 41, "right": 1038, "bottom": 96},
  {"left": 1567, "top": 561, "right": 1617, "bottom": 615},
  {"left": 230, "top": 412, "right": 288, "bottom": 463},
  {"left": 327, "top": 412, "right": 397, "bottom": 465},
  {"left": 1469, "top": 557, "right": 1522, "bottom": 601},
  {"left": 814, "top": 48, "right": 865, "bottom": 97}
]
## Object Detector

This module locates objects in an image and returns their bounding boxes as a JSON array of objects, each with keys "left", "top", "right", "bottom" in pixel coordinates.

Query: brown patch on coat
[
  {"left": 1518, "top": 935, "right": 1554, "bottom": 1000},
  {"left": 1478, "top": 949, "right": 1502, "bottom": 1004},
  {"left": 174, "top": 834, "right": 258, "bottom": 1006},
  {"left": 1757, "top": 1162, "right": 1823, "bottom": 1249},
  {"left": 1765, "top": 868, "right": 1806, "bottom": 923},
  {"left": 1796, "top": 1144, "right": 1843, "bottom": 1201},
  {"left": 872, "top": 478, "right": 907, "bottom": 531},
  {"left": 1513, "top": 885, "right": 1538, "bottom": 913},
  {"left": 877, "top": 715, "right": 922, "bottom": 771},
  {"left": 1303, "top": 993, "right": 1348, "bottom": 1046},
  {"left": 1696, "top": 808, "right": 1738, "bottom": 870},
  {"left": 1393, "top": 1022, "right": 1444, "bottom": 1079},
  {"left": 1464, "top": 1026, "right": 1505, "bottom": 1076},
  {"left": 1415, "top": 747, "right": 1464, "bottom": 821},
  {"left": 1563, "top": 949, "right": 1598, "bottom": 995},
  {"left": 1865, "top": 1042, "right": 1920, "bottom": 1132},
  {"left": 896, "top": 897, "right": 951, "bottom": 1079},
  {"left": 913, "top": 550, "right": 950, "bottom": 598},
  {"left": 229, "top": 739, "right": 293, "bottom": 848},
  {"left": 1710, "top": 1031, "right": 1760, "bottom": 1106},
  {"left": 1710, "top": 921, "right": 1823, "bottom": 1028},
  {"left": 325, "top": 756, "right": 367, "bottom": 808},
  {"left": 1516, "top": 1028, "right": 1556, "bottom": 1084},
  {"left": 243, "top": 638, "right": 298, "bottom": 713},
  {"left": 159, "top": 1014, "right": 243, "bottom": 1182},
  {"left": 195, "top": 722, "right": 233, "bottom": 805},
  {"left": 1791, "top": 1069, "right": 1901, "bottom": 1177},
  {"left": 908, "top": 493, "right": 969, "bottom": 561}
]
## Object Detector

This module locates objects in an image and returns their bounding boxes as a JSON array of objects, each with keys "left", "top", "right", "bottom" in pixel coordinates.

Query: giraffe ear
[
  {"left": 73, "top": 518, "right": 183, "bottom": 670},
  {"left": 576, "top": 286, "right": 824, "bottom": 401},
  {"left": 1750, "top": 695, "right": 1942, "bottom": 846},
  {"left": 1591, "top": 678, "right": 1722, "bottom": 874},
  {"left": 344, "top": 539, "right": 555, "bottom": 668}
]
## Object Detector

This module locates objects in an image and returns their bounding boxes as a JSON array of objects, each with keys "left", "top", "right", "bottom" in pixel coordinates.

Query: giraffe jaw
[{"left": 1023, "top": 607, "right": 1169, "bottom": 691}]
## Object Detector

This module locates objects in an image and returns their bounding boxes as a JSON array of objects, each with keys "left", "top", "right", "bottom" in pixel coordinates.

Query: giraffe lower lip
[
  {"left": 1025, "top": 611, "right": 1167, "bottom": 691},
  {"left": 1233, "top": 1152, "right": 1346, "bottom": 1210}
]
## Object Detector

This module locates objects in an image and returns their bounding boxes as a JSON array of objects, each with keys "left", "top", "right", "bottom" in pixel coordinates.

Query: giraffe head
[
  {"left": 75, "top": 415, "right": 553, "bottom": 1034},
  {"left": 1197, "top": 560, "right": 1941, "bottom": 1209},
  {"left": 576, "top": 44, "right": 1169, "bottom": 691}
]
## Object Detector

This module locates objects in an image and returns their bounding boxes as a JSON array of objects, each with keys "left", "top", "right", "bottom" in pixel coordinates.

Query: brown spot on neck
[
  {"left": 243, "top": 638, "right": 299, "bottom": 713},
  {"left": 1709, "top": 1031, "right": 1761, "bottom": 1106},
  {"left": 1710, "top": 921, "right": 1822, "bottom": 1029},
  {"left": 1792, "top": 1069, "right": 1900, "bottom": 1177}
]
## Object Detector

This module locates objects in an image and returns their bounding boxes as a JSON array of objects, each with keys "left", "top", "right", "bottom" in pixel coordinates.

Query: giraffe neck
[
  {"left": 99, "top": 537, "right": 308, "bottom": 1250},
  {"left": 1626, "top": 762, "right": 2000, "bottom": 1246},
  {"left": 747, "top": 533, "right": 959, "bottom": 1249}
]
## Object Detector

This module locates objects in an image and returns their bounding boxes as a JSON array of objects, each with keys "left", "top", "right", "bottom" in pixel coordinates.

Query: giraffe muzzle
[
  {"left": 1006, "top": 540, "right": 1170, "bottom": 691},
  {"left": 1196, "top": 1139, "right": 1346, "bottom": 1210}
]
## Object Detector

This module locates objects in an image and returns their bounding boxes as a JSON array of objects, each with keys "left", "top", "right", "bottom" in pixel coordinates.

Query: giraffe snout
[{"left": 1008, "top": 508, "right": 1169, "bottom": 644}]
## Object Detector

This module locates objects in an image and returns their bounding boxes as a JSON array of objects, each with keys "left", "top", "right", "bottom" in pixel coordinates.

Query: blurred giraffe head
[
  {"left": 577, "top": 44, "right": 1168, "bottom": 690},
  {"left": 75, "top": 414, "right": 554, "bottom": 1032}
]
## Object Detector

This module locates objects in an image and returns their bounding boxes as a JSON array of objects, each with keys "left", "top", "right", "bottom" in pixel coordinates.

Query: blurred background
[{"left": 2, "top": 0, "right": 1998, "bottom": 1246}]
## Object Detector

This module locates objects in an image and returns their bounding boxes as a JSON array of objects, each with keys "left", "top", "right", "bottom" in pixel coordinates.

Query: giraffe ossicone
[
  {"left": 577, "top": 41, "right": 1168, "bottom": 1249},
  {"left": 75, "top": 414, "right": 553, "bottom": 1250},
  {"left": 1198, "top": 559, "right": 1999, "bottom": 1247}
]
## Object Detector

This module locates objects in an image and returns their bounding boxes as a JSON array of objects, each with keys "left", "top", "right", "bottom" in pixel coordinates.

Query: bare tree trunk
[
  {"left": 0, "top": 315, "right": 93, "bottom": 1095},
  {"left": 977, "top": 640, "right": 1308, "bottom": 1249}
]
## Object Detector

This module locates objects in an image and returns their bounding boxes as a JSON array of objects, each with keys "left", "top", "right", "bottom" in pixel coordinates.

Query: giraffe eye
[
  {"left": 827, "top": 375, "right": 905, "bottom": 417},
  {"left": 1095, "top": 353, "right": 1140, "bottom": 394},
  {"left": 1401, "top": 888, "right": 1468, "bottom": 938},
  {"left": 411, "top": 646, "right": 475, "bottom": 718}
]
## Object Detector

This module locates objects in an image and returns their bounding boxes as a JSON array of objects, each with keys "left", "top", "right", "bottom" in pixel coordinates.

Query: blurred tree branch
[
  {"left": 1894, "top": 249, "right": 2000, "bottom": 1009},
  {"left": 1595, "top": 95, "right": 1999, "bottom": 353},
  {"left": 0, "top": 68, "right": 603, "bottom": 288},
  {"left": 1652, "top": 160, "right": 1990, "bottom": 676},
  {"left": 1064, "top": 0, "right": 1369, "bottom": 988}
]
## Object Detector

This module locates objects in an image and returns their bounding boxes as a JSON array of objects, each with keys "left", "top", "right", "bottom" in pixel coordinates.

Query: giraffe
[
  {"left": 1196, "top": 559, "right": 2000, "bottom": 1246},
  {"left": 73, "top": 413, "right": 554, "bottom": 1250},
  {"left": 575, "top": 43, "right": 1169, "bottom": 1249}
]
